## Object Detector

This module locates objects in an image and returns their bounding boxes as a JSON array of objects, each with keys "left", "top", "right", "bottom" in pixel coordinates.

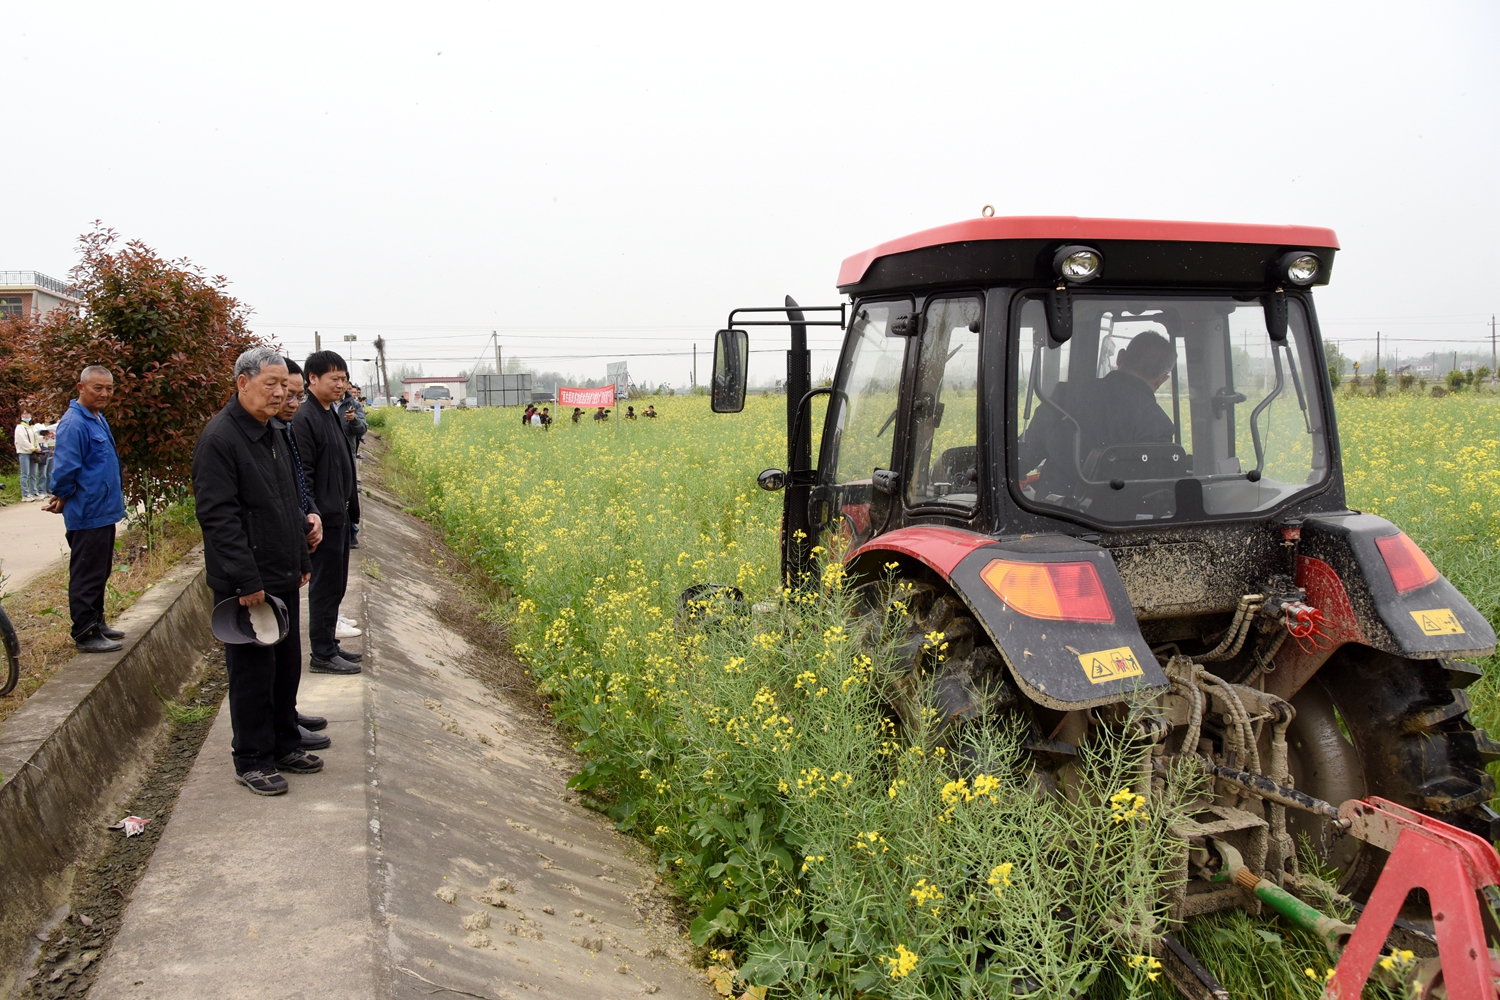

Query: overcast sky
[{"left": 4, "top": 2, "right": 1497, "bottom": 389}]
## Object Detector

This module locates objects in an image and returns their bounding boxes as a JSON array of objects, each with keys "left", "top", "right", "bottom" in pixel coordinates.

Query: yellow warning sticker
[
  {"left": 1078, "top": 646, "right": 1146, "bottom": 685},
  {"left": 1411, "top": 608, "right": 1465, "bottom": 636}
]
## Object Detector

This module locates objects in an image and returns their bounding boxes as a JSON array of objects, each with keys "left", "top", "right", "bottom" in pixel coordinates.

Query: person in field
[
  {"left": 42, "top": 367, "right": 129, "bottom": 652},
  {"left": 277, "top": 358, "right": 335, "bottom": 753},
  {"left": 1027, "top": 330, "right": 1176, "bottom": 497},
  {"left": 193, "top": 347, "right": 319, "bottom": 795},
  {"left": 626, "top": 406, "right": 637, "bottom": 420},
  {"left": 13, "top": 408, "right": 41, "bottom": 500},
  {"left": 335, "top": 385, "right": 366, "bottom": 548},
  {"left": 571, "top": 407, "right": 583, "bottom": 424},
  {"left": 293, "top": 351, "right": 362, "bottom": 676},
  {"left": 644, "top": 405, "right": 657, "bottom": 418}
]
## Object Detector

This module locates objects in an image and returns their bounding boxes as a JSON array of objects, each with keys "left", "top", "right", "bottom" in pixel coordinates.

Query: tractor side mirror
[
  {"left": 1046, "top": 287, "right": 1073, "bottom": 345},
  {"left": 711, "top": 328, "right": 750, "bottom": 413}
]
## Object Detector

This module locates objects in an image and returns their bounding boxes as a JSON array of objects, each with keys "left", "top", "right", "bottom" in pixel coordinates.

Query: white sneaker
[
  {"left": 336, "top": 621, "right": 362, "bottom": 639},
  {"left": 338, "top": 614, "right": 358, "bottom": 627}
]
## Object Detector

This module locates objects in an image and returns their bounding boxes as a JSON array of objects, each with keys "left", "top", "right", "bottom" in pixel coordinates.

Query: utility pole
[
  {"left": 1491, "top": 315, "right": 1496, "bottom": 375},
  {"left": 494, "top": 331, "right": 501, "bottom": 376},
  {"left": 1375, "top": 331, "right": 1380, "bottom": 375},
  {"left": 692, "top": 344, "right": 697, "bottom": 390},
  {"left": 374, "top": 336, "right": 389, "bottom": 403},
  {"left": 315, "top": 330, "right": 321, "bottom": 353}
]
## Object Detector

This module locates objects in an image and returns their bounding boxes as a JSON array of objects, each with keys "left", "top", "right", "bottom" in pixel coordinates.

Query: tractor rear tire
[
  {"left": 1288, "top": 647, "right": 1500, "bottom": 897},
  {"left": 872, "top": 580, "right": 1010, "bottom": 747}
]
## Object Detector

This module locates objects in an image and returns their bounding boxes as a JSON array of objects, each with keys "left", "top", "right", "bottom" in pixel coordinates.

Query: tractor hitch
[{"left": 1178, "top": 797, "right": 1500, "bottom": 1000}]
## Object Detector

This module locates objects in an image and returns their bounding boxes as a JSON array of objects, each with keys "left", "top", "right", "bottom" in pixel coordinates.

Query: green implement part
[{"left": 1210, "top": 839, "right": 1354, "bottom": 958}]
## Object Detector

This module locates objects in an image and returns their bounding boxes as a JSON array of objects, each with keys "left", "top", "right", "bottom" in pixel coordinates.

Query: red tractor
[{"left": 709, "top": 216, "right": 1500, "bottom": 995}]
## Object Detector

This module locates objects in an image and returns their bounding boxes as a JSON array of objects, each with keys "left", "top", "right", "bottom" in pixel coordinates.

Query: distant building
[
  {"left": 401, "top": 375, "right": 469, "bottom": 406},
  {"left": 0, "top": 271, "right": 81, "bottom": 319}
]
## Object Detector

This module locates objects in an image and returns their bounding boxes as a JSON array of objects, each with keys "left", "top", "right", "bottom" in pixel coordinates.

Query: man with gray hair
[
  {"left": 42, "top": 366, "right": 128, "bottom": 652},
  {"left": 193, "top": 347, "right": 321, "bottom": 795}
]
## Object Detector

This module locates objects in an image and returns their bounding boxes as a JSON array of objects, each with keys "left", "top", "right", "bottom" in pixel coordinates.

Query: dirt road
[
  {"left": 0, "top": 500, "right": 68, "bottom": 594},
  {"left": 85, "top": 495, "right": 708, "bottom": 1000}
]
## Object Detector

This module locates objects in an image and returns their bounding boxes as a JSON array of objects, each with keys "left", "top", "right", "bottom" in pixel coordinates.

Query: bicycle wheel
[{"left": 0, "top": 603, "right": 19, "bottom": 697}]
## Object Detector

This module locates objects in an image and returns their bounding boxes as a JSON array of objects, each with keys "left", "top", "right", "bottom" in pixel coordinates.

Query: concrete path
[
  {"left": 0, "top": 500, "right": 68, "bottom": 594},
  {"left": 89, "top": 499, "right": 709, "bottom": 1000}
]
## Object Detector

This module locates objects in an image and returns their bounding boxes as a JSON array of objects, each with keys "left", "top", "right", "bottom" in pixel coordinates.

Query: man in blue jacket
[{"left": 42, "top": 366, "right": 128, "bottom": 653}]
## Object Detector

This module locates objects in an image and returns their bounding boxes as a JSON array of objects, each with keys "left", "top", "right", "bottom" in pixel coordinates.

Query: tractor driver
[{"left": 1028, "top": 330, "right": 1176, "bottom": 498}]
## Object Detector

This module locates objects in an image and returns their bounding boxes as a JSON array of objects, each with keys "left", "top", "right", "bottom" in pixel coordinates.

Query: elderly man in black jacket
[
  {"left": 193, "top": 347, "right": 321, "bottom": 796},
  {"left": 294, "top": 351, "right": 362, "bottom": 674}
]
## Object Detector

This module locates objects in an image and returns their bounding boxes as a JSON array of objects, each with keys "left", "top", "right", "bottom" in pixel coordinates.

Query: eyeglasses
[{"left": 288, "top": 392, "right": 306, "bottom": 402}]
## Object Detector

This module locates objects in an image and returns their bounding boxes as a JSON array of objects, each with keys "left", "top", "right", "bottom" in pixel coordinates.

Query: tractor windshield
[{"left": 1013, "top": 292, "right": 1328, "bottom": 524}]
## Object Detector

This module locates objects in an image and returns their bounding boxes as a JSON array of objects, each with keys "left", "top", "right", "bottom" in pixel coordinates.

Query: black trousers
[
  {"left": 218, "top": 588, "right": 302, "bottom": 774},
  {"left": 308, "top": 522, "right": 350, "bottom": 660},
  {"left": 66, "top": 525, "right": 115, "bottom": 641}
]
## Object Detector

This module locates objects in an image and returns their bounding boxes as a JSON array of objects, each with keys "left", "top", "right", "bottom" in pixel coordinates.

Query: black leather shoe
[
  {"left": 297, "top": 712, "right": 328, "bottom": 731},
  {"left": 299, "top": 725, "right": 332, "bottom": 750},
  {"left": 309, "top": 654, "right": 361, "bottom": 674},
  {"left": 235, "top": 769, "right": 288, "bottom": 795},
  {"left": 76, "top": 634, "right": 123, "bottom": 653},
  {"left": 100, "top": 624, "right": 126, "bottom": 640},
  {"left": 334, "top": 647, "right": 363, "bottom": 663},
  {"left": 276, "top": 750, "right": 324, "bottom": 774}
]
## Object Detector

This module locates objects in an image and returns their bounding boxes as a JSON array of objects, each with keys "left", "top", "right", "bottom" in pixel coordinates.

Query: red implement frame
[{"left": 1331, "top": 797, "right": 1500, "bottom": 1000}]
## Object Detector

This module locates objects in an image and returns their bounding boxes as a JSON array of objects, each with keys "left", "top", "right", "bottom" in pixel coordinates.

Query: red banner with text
[{"left": 557, "top": 385, "right": 619, "bottom": 407}]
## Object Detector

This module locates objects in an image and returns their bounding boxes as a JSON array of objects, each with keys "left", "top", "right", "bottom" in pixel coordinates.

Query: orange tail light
[
  {"left": 1374, "top": 531, "right": 1440, "bottom": 594},
  {"left": 979, "top": 558, "right": 1114, "bottom": 623}
]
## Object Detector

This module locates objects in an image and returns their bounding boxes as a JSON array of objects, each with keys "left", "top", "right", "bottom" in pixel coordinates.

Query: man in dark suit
[
  {"left": 293, "top": 351, "right": 362, "bottom": 675},
  {"left": 192, "top": 347, "right": 320, "bottom": 795}
]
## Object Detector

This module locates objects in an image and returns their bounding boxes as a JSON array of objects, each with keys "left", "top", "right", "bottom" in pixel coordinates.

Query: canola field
[{"left": 380, "top": 393, "right": 1500, "bottom": 1000}]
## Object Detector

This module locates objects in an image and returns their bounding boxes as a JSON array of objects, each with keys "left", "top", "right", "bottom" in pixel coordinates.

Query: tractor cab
[{"left": 713, "top": 217, "right": 1345, "bottom": 581}]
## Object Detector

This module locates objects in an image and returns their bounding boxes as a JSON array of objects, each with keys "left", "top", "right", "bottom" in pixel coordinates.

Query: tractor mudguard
[
  {"left": 849, "top": 527, "right": 1168, "bottom": 710},
  {"left": 1298, "top": 513, "right": 1496, "bottom": 660}
]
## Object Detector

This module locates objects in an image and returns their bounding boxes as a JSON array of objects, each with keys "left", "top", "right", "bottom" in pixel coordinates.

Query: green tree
[
  {"left": 1446, "top": 369, "right": 1467, "bottom": 393},
  {"left": 31, "top": 225, "right": 265, "bottom": 545},
  {"left": 1373, "top": 367, "right": 1389, "bottom": 396},
  {"left": 1322, "top": 342, "right": 1348, "bottom": 388},
  {"left": 0, "top": 315, "right": 41, "bottom": 470}
]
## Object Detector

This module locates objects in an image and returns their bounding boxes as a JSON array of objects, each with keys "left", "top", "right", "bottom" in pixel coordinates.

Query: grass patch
[
  {"left": 0, "top": 468, "right": 19, "bottom": 507},
  {"left": 155, "top": 685, "right": 216, "bottom": 724}
]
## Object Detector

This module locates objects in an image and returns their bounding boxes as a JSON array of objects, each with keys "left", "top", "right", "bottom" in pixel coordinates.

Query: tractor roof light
[
  {"left": 1375, "top": 531, "right": 1440, "bottom": 593},
  {"left": 1053, "top": 245, "right": 1103, "bottom": 284},
  {"left": 979, "top": 558, "right": 1114, "bottom": 623},
  {"left": 1278, "top": 251, "right": 1321, "bottom": 286}
]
